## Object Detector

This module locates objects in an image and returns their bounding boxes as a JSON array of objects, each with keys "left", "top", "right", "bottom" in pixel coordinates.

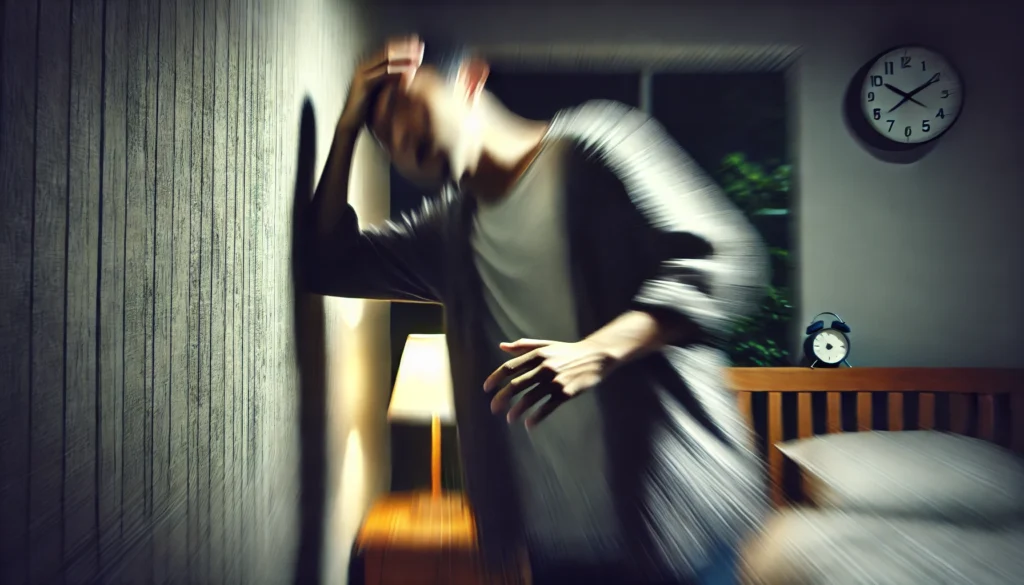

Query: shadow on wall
[{"left": 291, "top": 98, "right": 327, "bottom": 585}]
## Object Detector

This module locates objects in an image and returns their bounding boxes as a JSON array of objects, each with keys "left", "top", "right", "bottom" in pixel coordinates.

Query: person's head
[{"left": 366, "top": 40, "right": 491, "bottom": 189}]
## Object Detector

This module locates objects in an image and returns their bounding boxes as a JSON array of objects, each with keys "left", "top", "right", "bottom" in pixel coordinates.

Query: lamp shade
[{"left": 388, "top": 334, "right": 455, "bottom": 424}]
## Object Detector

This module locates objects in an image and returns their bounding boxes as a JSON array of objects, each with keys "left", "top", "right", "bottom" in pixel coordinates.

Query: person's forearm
[
  {"left": 310, "top": 119, "right": 360, "bottom": 239},
  {"left": 584, "top": 310, "right": 697, "bottom": 366}
]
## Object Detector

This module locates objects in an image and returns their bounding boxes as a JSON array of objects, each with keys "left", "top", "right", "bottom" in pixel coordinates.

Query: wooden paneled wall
[{"left": 0, "top": 0, "right": 368, "bottom": 582}]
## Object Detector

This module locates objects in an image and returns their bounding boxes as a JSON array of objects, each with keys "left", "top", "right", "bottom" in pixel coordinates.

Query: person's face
[
  {"left": 367, "top": 67, "right": 458, "bottom": 187},
  {"left": 369, "top": 60, "right": 488, "bottom": 189}
]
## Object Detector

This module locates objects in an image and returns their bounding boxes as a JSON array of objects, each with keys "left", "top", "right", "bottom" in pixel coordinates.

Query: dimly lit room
[{"left": 1, "top": 0, "right": 1022, "bottom": 584}]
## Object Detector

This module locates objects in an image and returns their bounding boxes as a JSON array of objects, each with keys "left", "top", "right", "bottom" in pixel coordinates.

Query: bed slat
[
  {"left": 797, "top": 393, "right": 812, "bottom": 439},
  {"left": 856, "top": 392, "right": 872, "bottom": 431},
  {"left": 768, "top": 392, "right": 784, "bottom": 506},
  {"left": 827, "top": 392, "right": 842, "bottom": 433},
  {"left": 919, "top": 393, "right": 936, "bottom": 430},
  {"left": 737, "top": 391, "right": 752, "bottom": 433},
  {"left": 978, "top": 394, "right": 995, "bottom": 441},
  {"left": 1014, "top": 393, "right": 1024, "bottom": 454},
  {"left": 950, "top": 394, "right": 968, "bottom": 434},
  {"left": 888, "top": 393, "right": 903, "bottom": 431}
]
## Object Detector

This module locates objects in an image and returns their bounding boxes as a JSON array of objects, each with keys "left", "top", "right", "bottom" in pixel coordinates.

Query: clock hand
[
  {"left": 887, "top": 73, "right": 941, "bottom": 113},
  {"left": 883, "top": 83, "right": 927, "bottom": 108}
]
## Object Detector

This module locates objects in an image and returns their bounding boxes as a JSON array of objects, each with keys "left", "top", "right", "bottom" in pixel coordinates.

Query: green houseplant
[{"left": 716, "top": 153, "right": 793, "bottom": 366}]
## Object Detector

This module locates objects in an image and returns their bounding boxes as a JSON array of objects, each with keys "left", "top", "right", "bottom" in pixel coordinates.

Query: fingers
[
  {"left": 387, "top": 36, "right": 424, "bottom": 65},
  {"left": 483, "top": 349, "right": 543, "bottom": 392},
  {"left": 499, "top": 339, "right": 552, "bottom": 355},
  {"left": 490, "top": 364, "right": 550, "bottom": 414},
  {"left": 505, "top": 385, "right": 550, "bottom": 423},
  {"left": 362, "top": 36, "right": 423, "bottom": 72},
  {"left": 360, "top": 60, "right": 416, "bottom": 88}
]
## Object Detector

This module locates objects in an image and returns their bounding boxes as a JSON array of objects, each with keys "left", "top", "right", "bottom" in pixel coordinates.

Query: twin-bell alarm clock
[{"left": 803, "top": 312, "right": 852, "bottom": 369}]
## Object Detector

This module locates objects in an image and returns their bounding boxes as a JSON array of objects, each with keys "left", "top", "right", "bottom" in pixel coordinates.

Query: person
[{"left": 302, "top": 36, "right": 770, "bottom": 585}]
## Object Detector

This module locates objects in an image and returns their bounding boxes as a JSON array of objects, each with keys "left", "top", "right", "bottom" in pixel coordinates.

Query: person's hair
[
  {"left": 365, "top": 38, "right": 469, "bottom": 131},
  {"left": 423, "top": 40, "right": 470, "bottom": 82}
]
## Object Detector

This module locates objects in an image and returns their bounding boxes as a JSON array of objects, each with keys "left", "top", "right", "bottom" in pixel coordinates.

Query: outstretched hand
[{"left": 483, "top": 338, "right": 617, "bottom": 429}]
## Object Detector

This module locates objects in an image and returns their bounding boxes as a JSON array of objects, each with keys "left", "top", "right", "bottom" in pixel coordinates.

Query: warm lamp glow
[
  {"left": 338, "top": 297, "right": 364, "bottom": 328},
  {"left": 388, "top": 334, "right": 455, "bottom": 424},
  {"left": 389, "top": 334, "right": 455, "bottom": 501}
]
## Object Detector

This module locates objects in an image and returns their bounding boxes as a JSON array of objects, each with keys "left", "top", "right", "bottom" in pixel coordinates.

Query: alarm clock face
[
  {"left": 861, "top": 46, "right": 963, "bottom": 144},
  {"left": 812, "top": 330, "right": 848, "bottom": 365}
]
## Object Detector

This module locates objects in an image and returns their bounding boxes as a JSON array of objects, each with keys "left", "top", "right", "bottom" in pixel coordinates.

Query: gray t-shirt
[{"left": 470, "top": 138, "right": 624, "bottom": 567}]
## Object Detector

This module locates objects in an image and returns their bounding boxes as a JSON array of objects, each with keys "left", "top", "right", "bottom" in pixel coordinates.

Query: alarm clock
[
  {"left": 803, "top": 312, "right": 851, "bottom": 369},
  {"left": 858, "top": 45, "right": 965, "bottom": 147}
]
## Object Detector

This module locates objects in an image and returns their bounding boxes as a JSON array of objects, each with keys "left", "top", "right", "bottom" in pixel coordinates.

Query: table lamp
[{"left": 388, "top": 334, "right": 457, "bottom": 511}]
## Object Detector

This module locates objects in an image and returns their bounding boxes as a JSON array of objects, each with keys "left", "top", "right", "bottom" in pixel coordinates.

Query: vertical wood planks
[
  {"left": 31, "top": 0, "right": 71, "bottom": 581},
  {"left": 169, "top": 0, "right": 195, "bottom": 580},
  {"left": 187, "top": 0, "right": 205, "bottom": 576},
  {"left": 239, "top": 1, "right": 252, "bottom": 579},
  {"left": 267, "top": 2, "right": 280, "bottom": 566},
  {"left": 144, "top": 0, "right": 160, "bottom": 536},
  {"left": 152, "top": 0, "right": 178, "bottom": 580},
  {"left": 198, "top": 0, "right": 216, "bottom": 577},
  {"left": 99, "top": 0, "right": 128, "bottom": 570},
  {"left": 65, "top": 0, "right": 104, "bottom": 580},
  {"left": 255, "top": 1, "right": 268, "bottom": 568},
  {"left": 0, "top": 1, "right": 38, "bottom": 582},
  {"left": 123, "top": 0, "right": 151, "bottom": 571},
  {"left": 222, "top": 0, "right": 239, "bottom": 581},
  {"left": 210, "top": 0, "right": 228, "bottom": 581},
  {"left": 229, "top": 0, "right": 246, "bottom": 579},
  {"left": 241, "top": 0, "right": 254, "bottom": 578},
  {"left": 1, "top": 0, "right": 359, "bottom": 580}
]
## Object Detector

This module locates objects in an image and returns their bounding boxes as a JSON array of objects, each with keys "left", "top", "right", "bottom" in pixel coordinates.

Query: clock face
[
  {"left": 861, "top": 46, "right": 963, "bottom": 144},
  {"left": 812, "top": 330, "right": 848, "bottom": 365}
]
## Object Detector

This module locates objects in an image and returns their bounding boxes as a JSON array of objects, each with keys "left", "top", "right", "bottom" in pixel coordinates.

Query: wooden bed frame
[{"left": 728, "top": 367, "right": 1024, "bottom": 506}]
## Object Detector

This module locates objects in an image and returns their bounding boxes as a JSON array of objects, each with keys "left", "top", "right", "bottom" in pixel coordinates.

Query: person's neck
[{"left": 458, "top": 101, "right": 549, "bottom": 204}]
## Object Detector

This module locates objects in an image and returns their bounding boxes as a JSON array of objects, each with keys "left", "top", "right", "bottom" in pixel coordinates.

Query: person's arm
[
  {"left": 300, "top": 37, "right": 444, "bottom": 303},
  {"left": 580, "top": 102, "right": 769, "bottom": 363},
  {"left": 301, "top": 121, "right": 445, "bottom": 303}
]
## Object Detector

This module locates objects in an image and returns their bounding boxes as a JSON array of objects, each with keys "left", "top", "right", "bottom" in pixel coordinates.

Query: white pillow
[{"left": 777, "top": 431, "right": 1024, "bottom": 525}]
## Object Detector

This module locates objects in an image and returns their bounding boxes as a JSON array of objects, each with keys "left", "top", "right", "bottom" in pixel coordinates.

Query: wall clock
[{"left": 859, "top": 45, "right": 964, "bottom": 146}]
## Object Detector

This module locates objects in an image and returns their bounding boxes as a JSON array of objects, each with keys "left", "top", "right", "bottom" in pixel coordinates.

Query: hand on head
[{"left": 338, "top": 36, "right": 424, "bottom": 134}]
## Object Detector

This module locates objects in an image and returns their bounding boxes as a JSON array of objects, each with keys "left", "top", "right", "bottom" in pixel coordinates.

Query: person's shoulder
[
  {"left": 551, "top": 100, "right": 676, "bottom": 166},
  {"left": 551, "top": 100, "right": 651, "bottom": 141}
]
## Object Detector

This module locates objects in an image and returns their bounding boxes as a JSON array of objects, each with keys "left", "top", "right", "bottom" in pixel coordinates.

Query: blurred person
[{"left": 302, "top": 36, "right": 770, "bottom": 585}]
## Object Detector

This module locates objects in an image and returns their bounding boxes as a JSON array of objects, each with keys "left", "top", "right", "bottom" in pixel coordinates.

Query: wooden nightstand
[{"left": 350, "top": 491, "right": 529, "bottom": 585}]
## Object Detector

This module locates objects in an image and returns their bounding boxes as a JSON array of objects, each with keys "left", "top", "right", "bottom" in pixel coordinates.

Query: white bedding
[{"left": 739, "top": 507, "right": 1024, "bottom": 585}]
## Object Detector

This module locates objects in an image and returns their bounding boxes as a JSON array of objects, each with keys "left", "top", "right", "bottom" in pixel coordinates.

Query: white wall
[
  {"left": 292, "top": 0, "right": 392, "bottom": 583},
  {"left": 377, "top": 2, "right": 1024, "bottom": 367}
]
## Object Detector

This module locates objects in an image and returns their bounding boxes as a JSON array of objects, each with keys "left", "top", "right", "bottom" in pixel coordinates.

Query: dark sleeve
[
  {"left": 581, "top": 102, "right": 769, "bottom": 343},
  {"left": 301, "top": 194, "right": 447, "bottom": 304}
]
